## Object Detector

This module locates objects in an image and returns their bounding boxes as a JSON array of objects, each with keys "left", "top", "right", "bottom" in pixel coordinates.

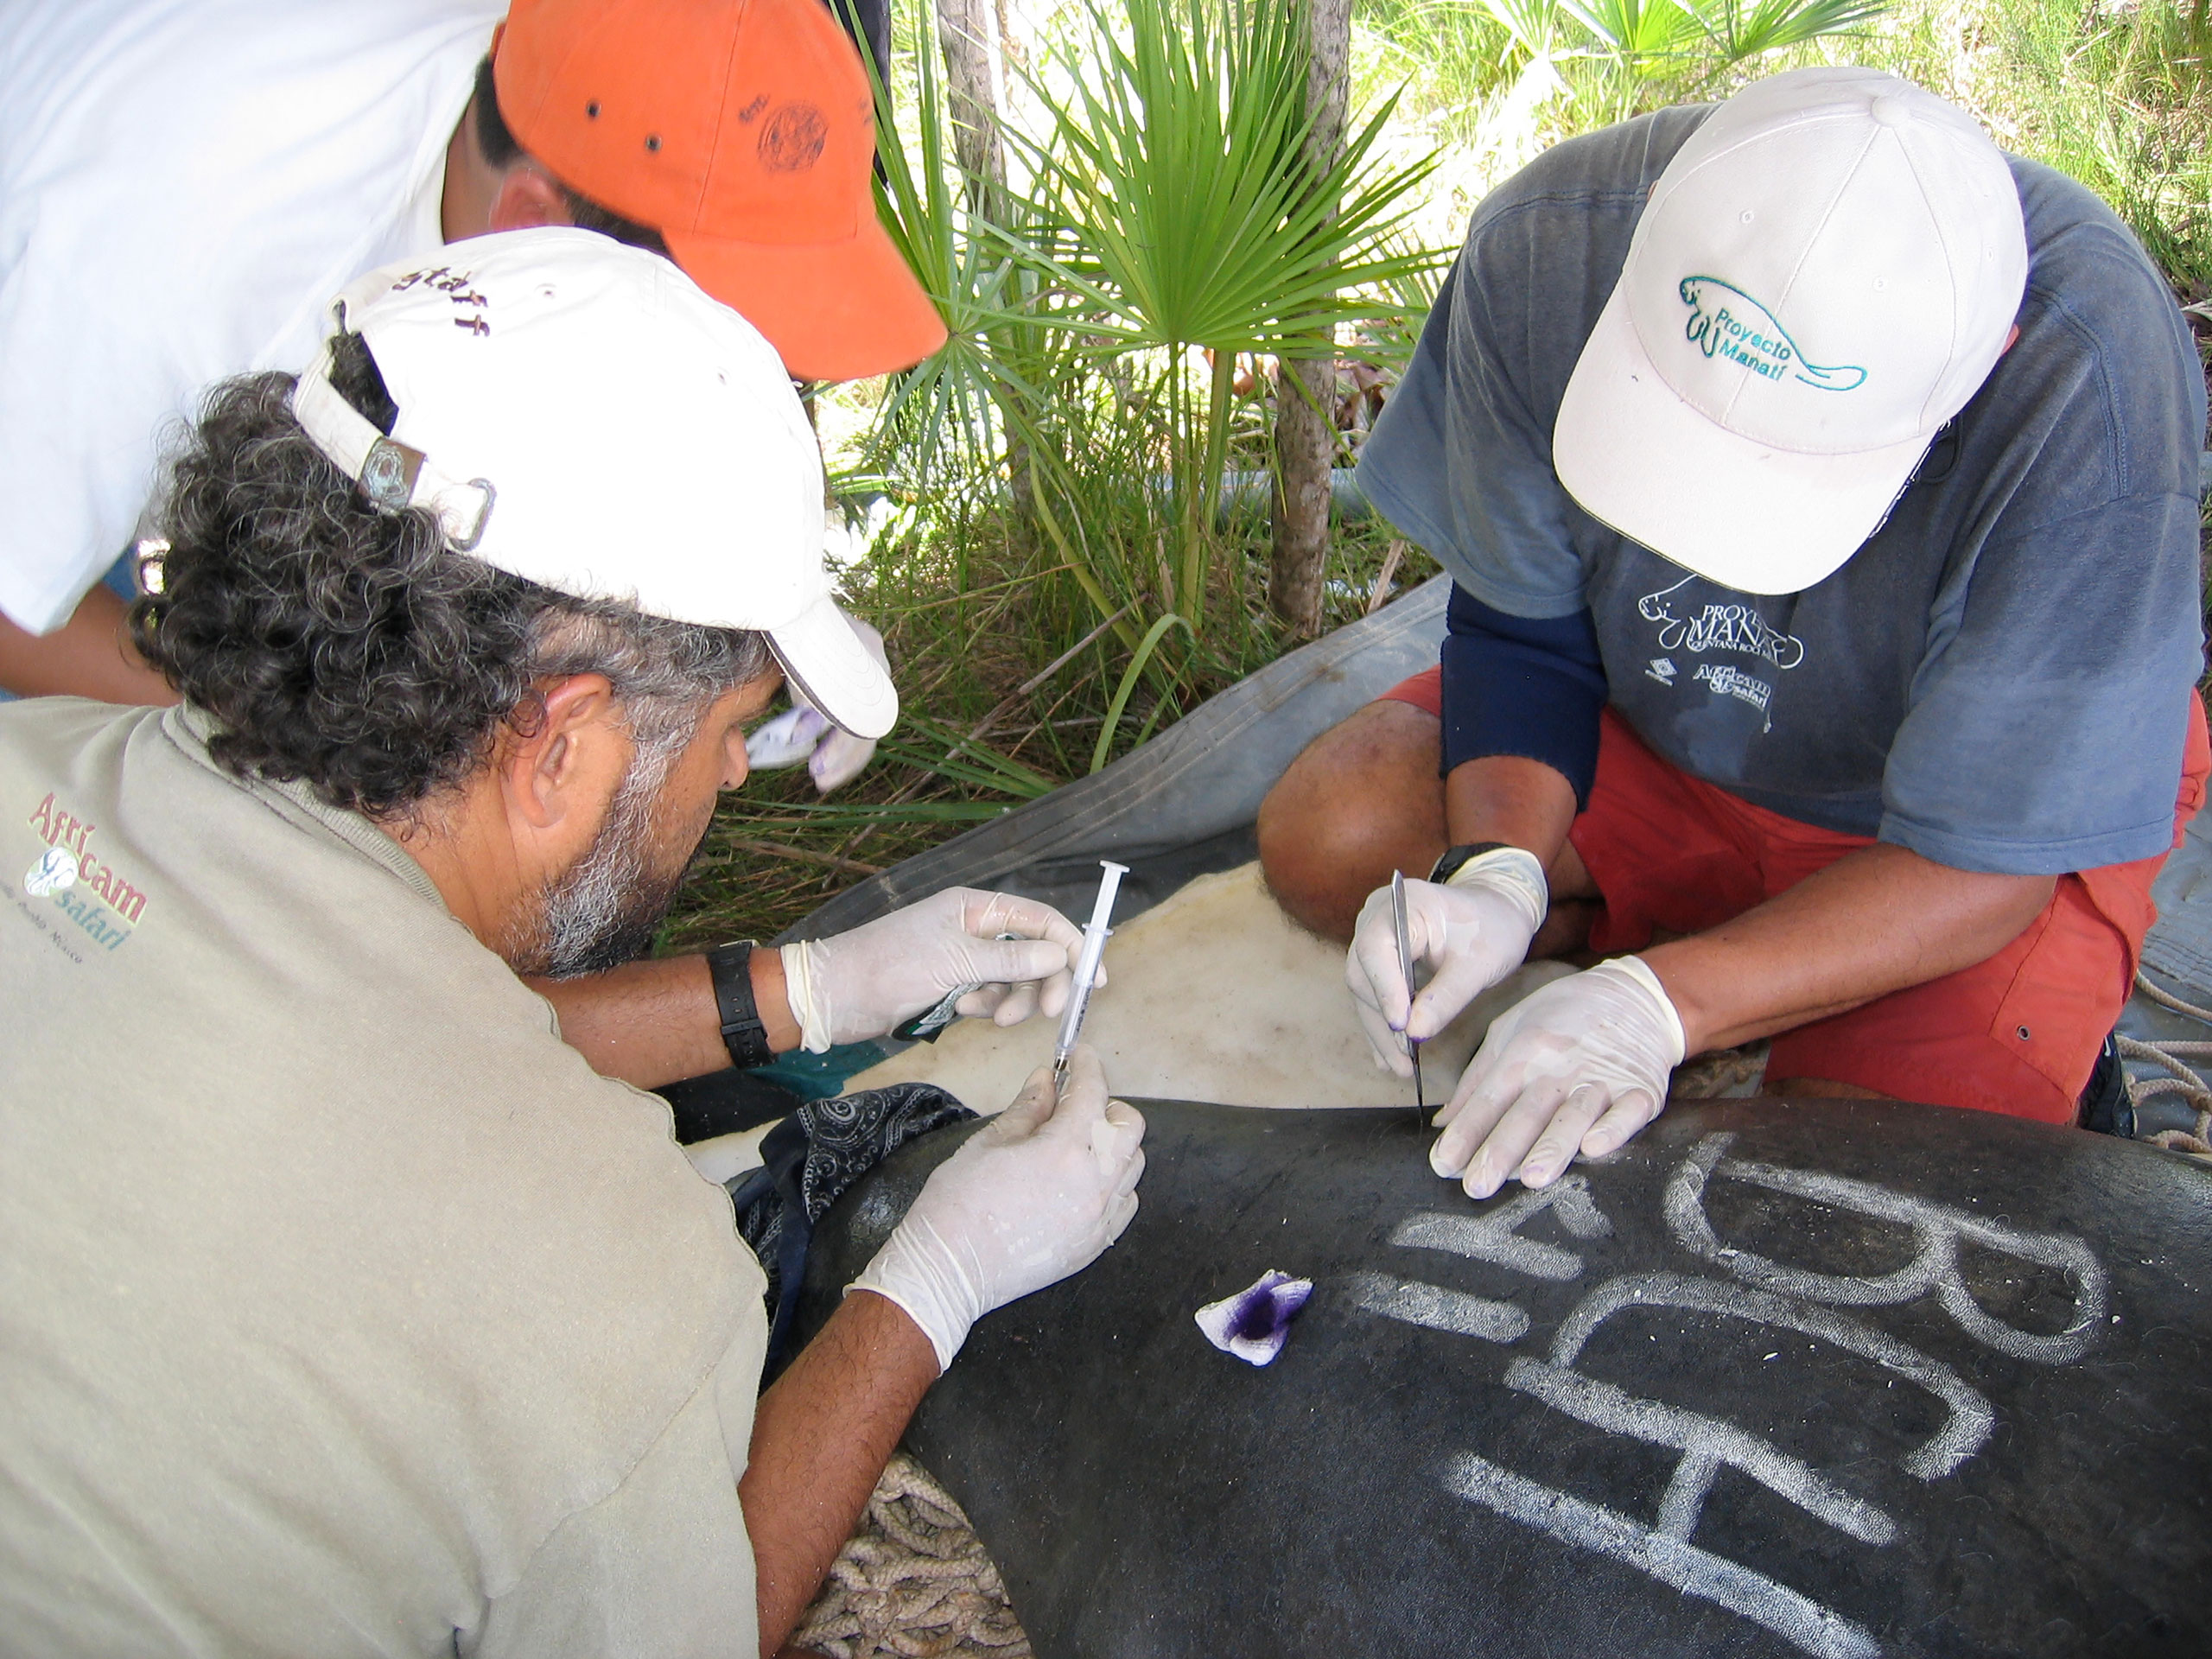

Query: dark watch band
[
  {"left": 705, "top": 941, "right": 776, "bottom": 1071},
  {"left": 1428, "top": 842, "right": 1515, "bottom": 886}
]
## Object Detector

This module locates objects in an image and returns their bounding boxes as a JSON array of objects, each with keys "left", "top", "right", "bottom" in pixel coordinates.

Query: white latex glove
[
  {"left": 1430, "top": 955, "right": 1686, "bottom": 1200},
  {"left": 1346, "top": 849, "right": 1548, "bottom": 1075},
  {"left": 744, "top": 610, "right": 890, "bottom": 794},
  {"left": 779, "top": 887, "right": 1098, "bottom": 1052},
  {"left": 849, "top": 1046, "right": 1146, "bottom": 1371}
]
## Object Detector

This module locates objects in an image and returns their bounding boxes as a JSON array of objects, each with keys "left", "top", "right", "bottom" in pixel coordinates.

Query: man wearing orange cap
[{"left": 0, "top": 0, "right": 944, "bottom": 707}]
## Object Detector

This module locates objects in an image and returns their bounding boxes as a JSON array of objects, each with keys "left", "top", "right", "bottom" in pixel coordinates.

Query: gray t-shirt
[
  {"left": 0, "top": 699, "right": 769, "bottom": 1658},
  {"left": 1360, "top": 105, "right": 2208, "bottom": 874}
]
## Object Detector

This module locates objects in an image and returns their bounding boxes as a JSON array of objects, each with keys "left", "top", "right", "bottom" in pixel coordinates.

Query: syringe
[{"left": 1052, "top": 860, "right": 1128, "bottom": 1087}]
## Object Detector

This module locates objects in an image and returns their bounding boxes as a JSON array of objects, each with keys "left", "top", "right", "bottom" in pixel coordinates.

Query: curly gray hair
[{"left": 132, "top": 329, "right": 774, "bottom": 818}]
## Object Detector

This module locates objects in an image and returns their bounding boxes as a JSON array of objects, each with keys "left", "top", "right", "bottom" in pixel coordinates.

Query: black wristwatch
[
  {"left": 1428, "top": 842, "right": 1515, "bottom": 886},
  {"left": 705, "top": 941, "right": 776, "bottom": 1071}
]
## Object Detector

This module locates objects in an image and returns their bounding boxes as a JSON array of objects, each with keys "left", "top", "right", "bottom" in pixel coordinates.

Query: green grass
[{"left": 660, "top": 0, "right": 2212, "bottom": 951}]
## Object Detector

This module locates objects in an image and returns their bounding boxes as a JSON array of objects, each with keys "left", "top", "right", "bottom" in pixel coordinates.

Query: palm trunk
[
  {"left": 937, "top": 0, "right": 1038, "bottom": 540},
  {"left": 1268, "top": 0, "right": 1352, "bottom": 639},
  {"left": 934, "top": 0, "right": 1007, "bottom": 224}
]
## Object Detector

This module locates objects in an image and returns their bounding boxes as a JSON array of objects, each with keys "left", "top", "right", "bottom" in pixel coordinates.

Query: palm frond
[{"left": 1681, "top": 0, "right": 1887, "bottom": 61}]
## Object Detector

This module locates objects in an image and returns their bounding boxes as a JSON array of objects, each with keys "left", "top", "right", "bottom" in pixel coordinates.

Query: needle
[{"left": 1391, "top": 869, "right": 1425, "bottom": 1128}]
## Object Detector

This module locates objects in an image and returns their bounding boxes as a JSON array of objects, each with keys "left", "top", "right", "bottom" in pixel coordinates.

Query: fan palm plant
[
  {"left": 1684, "top": 0, "right": 1891, "bottom": 63},
  {"left": 1473, "top": 0, "right": 1891, "bottom": 114},
  {"left": 1001, "top": 0, "right": 1442, "bottom": 634}
]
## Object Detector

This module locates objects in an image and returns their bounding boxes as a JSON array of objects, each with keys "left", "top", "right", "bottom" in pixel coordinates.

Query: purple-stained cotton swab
[{"left": 1195, "top": 1268, "right": 1314, "bottom": 1366}]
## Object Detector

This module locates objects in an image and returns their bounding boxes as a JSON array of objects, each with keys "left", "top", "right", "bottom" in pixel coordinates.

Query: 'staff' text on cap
[{"left": 289, "top": 227, "right": 897, "bottom": 738}]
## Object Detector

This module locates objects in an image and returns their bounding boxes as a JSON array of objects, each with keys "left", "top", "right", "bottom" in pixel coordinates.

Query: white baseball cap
[
  {"left": 288, "top": 226, "right": 898, "bottom": 738},
  {"left": 1553, "top": 68, "right": 2029, "bottom": 595}
]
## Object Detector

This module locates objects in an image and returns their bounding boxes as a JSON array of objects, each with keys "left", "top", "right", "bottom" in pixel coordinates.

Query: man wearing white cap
[
  {"left": 0, "top": 231, "right": 1142, "bottom": 1656},
  {"left": 1259, "top": 68, "right": 2208, "bottom": 1195}
]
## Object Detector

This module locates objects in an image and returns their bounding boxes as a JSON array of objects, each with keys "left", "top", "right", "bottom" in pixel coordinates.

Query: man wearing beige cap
[
  {"left": 0, "top": 0, "right": 940, "bottom": 712},
  {"left": 1260, "top": 69, "right": 2207, "bottom": 1194},
  {"left": 0, "top": 232, "right": 1137, "bottom": 1656}
]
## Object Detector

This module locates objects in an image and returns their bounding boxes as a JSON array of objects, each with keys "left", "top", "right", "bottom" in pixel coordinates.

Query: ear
[
  {"left": 499, "top": 673, "right": 626, "bottom": 836},
  {"left": 486, "top": 162, "right": 577, "bottom": 234}
]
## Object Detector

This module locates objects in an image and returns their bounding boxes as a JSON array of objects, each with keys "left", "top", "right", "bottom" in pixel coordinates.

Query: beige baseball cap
[
  {"left": 1553, "top": 68, "right": 2029, "bottom": 595},
  {"left": 289, "top": 226, "right": 897, "bottom": 738}
]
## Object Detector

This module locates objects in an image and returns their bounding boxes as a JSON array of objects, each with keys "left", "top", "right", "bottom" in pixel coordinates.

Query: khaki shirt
[{"left": 0, "top": 700, "right": 768, "bottom": 1658}]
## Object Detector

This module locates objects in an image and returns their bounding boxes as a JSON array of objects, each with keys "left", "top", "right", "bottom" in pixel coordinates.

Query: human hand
[
  {"left": 1429, "top": 956, "right": 1685, "bottom": 1199},
  {"left": 1346, "top": 849, "right": 1548, "bottom": 1075},
  {"left": 849, "top": 1046, "right": 1146, "bottom": 1371},
  {"left": 779, "top": 887, "right": 1096, "bottom": 1052},
  {"left": 744, "top": 610, "right": 890, "bottom": 794}
]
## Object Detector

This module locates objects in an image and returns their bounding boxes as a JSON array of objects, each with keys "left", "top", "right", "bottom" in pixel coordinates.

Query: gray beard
[{"left": 512, "top": 738, "right": 696, "bottom": 980}]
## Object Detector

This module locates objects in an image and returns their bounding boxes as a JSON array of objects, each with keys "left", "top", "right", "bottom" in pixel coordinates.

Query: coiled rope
[
  {"left": 2118, "top": 971, "right": 2212, "bottom": 1159},
  {"left": 792, "top": 1452, "right": 1032, "bottom": 1659}
]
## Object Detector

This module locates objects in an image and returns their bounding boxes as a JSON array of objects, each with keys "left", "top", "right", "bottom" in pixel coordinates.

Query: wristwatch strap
[
  {"left": 705, "top": 941, "right": 776, "bottom": 1071},
  {"left": 1428, "top": 842, "right": 1514, "bottom": 887}
]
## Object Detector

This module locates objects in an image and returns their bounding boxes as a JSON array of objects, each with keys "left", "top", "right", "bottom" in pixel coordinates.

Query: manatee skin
[{"left": 794, "top": 1099, "right": 2212, "bottom": 1659}]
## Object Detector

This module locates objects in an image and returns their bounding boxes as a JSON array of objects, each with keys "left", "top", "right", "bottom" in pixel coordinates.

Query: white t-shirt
[{"left": 0, "top": 0, "right": 505, "bottom": 635}]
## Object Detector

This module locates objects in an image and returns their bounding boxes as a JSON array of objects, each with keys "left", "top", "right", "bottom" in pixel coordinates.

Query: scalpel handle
[{"left": 1390, "top": 870, "right": 1424, "bottom": 1128}]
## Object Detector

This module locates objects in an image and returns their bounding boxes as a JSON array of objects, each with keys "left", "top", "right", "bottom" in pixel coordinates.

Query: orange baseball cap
[{"left": 494, "top": 0, "right": 948, "bottom": 382}]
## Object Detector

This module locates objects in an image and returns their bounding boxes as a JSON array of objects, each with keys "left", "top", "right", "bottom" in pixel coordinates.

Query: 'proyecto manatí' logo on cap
[{"left": 1678, "top": 276, "right": 1866, "bottom": 393}]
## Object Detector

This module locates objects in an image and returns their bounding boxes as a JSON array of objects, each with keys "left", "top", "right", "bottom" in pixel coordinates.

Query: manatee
[{"left": 796, "top": 1096, "right": 2212, "bottom": 1658}]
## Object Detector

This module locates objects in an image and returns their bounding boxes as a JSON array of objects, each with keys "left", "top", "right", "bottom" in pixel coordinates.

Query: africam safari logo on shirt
[{"left": 19, "top": 792, "right": 148, "bottom": 951}]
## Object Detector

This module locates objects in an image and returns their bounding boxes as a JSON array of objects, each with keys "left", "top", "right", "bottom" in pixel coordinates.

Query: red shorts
[{"left": 1380, "top": 666, "right": 2211, "bottom": 1122}]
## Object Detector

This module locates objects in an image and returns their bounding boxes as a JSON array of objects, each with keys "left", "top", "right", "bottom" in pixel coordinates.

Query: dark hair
[
  {"left": 472, "top": 58, "right": 670, "bottom": 256},
  {"left": 131, "top": 331, "right": 771, "bottom": 817}
]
